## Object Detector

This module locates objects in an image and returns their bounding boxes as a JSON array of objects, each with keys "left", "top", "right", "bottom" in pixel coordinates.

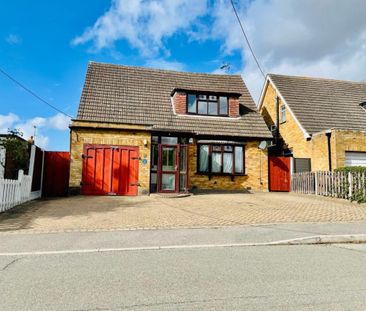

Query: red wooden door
[
  {"left": 82, "top": 145, "right": 139, "bottom": 196},
  {"left": 269, "top": 157, "right": 291, "bottom": 192},
  {"left": 42, "top": 151, "right": 70, "bottom": 197}
]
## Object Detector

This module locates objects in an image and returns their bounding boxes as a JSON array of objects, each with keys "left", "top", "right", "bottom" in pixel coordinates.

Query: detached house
[
  {"left": 259, "top": 74, "right": 366, "bottom": 172},
  {"left": 69, "top": 62, "right": 271, "bottom": 195}
]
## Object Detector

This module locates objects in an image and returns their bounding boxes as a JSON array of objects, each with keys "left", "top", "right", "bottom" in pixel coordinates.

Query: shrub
[{"left": 335, "top": 166, "right": 366, "bottom": 173}]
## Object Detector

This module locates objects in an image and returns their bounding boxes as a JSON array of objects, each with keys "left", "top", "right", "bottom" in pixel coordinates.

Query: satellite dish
[{"left": 258, "top": 140, "right": 267, "bottom": 150}]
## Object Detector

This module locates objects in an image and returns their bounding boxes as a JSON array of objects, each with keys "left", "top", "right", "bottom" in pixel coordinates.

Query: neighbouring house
[
  {"left": 259, "top": 74, "right": 366, "bottom": 172},
  {"left": 69, "top": 62, "right": 271, "bottom": 195}
]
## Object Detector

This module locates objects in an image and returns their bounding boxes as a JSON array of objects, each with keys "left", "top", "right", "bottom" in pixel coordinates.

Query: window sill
[{"left": 196, "top": 172, "right": 247, "bottom": 177}]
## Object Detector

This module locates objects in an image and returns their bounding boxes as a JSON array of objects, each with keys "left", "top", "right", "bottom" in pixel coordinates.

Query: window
[
  {"left": 280, "top": 105, "right": 286, "bottom": 123},
  {"left": 161, "top": 136, "right": 178, "bottom": 145},
  {"left": 198, "top": 144, "right": 245, "bottom": 175},
  {"left": 187, "top": 93, "right": 229, "bottom": 116},
  {"left": 360, "top": 102, "right": 366, "bottom": 111},
  {"left": 187, "top": 94, "right": 196, "bottom": 113}
]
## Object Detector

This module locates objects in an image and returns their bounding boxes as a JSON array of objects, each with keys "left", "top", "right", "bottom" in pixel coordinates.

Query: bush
[
  {"left": 335, "top": 166, "right": 366, "bottom": 173},
  {"left": 333, "top": 167, "right": 366, "bottom": 203}
]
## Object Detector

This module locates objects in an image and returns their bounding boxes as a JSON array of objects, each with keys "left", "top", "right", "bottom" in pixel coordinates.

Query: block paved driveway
[{"left": 1, "top": 192, "right": 366, "bottom": 233}]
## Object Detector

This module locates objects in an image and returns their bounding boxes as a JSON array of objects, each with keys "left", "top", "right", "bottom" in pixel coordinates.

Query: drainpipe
[{"left": 326, "top": 130, "right": 332, "bottom": 171}]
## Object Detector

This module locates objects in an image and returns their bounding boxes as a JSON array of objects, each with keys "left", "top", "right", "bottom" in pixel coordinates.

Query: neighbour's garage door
[
  {"left": 82, "top": 144, "right": 139, "bottom": 196},
  {"left": 345, "top": 152, "right": 366, "bottom": 167}
]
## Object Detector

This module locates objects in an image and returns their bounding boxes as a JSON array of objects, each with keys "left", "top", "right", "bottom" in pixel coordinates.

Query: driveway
[{"left": 1, "top": 192, "right": 366, "bottom": 233}]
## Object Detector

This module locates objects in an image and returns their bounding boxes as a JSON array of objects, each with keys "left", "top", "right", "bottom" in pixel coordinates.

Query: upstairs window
[
  {"left": 280, "top": 105, "right": 286, "bottom": 123},
  {"left": 360, "top": 102, "right": 366, "bottom": 111},
  {"left": 187, "top": 94, "right": 229, "bottom": 116}
]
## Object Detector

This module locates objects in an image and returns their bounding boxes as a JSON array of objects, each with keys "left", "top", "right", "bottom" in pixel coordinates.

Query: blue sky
[{"left": 1, "top": 0, "right": 365, "bottom": 150}]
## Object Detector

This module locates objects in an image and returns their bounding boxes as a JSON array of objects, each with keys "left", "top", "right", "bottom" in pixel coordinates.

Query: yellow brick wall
[
  {"left": 332, "top": 129, "right": 366, "bottom": 168},
  {"left": 70, "top": 126, "right": 151, "bottom": 194},
  {"left": 188, "top": 141, "right": 268, "bottom": 191},
  {"left": 260, "top": 83, "right": 312, "bottom": 158},
  {"left": 310, "top": 132, "right": 330, "bottom": 171}
]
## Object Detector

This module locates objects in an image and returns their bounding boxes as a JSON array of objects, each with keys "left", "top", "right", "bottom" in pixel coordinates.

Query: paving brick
[{"left": 0, "top": 193, "right": 365, "bottom": 233}]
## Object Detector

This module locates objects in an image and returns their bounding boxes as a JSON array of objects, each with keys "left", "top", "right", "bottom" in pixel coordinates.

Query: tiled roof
[
  {"left": 75, "top": 62, "right": 271, "bottom": 138},
  {"left": 269, "top": 74, "right": 366, "bottom": 134}
]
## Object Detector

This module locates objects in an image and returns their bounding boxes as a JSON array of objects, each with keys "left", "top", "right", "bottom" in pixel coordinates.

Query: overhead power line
[
  {"left": 230, "top": 0, "right": 266, "bottom": 78},
  {"left": 0, "top": 67, "right": 73, "bottom": 118}
]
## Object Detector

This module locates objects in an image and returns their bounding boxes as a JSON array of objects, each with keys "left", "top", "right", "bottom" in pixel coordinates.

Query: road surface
[{"left": 1, "top": 227, "right": 366, "bottom": 310}]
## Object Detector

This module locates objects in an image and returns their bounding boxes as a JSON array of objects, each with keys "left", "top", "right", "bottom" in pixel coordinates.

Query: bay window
[{"left": 198, "top": 144, "right": 245, "bottom": 175}]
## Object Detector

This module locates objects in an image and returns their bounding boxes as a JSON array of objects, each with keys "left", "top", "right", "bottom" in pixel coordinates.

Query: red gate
[
  {"left": 82, "top": 145, "right": 139, "bottom": 196},
  {"left": 269, "top": 157, "right": 291, "bottom": 192},
  {"left": 42, "top": 151, "right": 70, "bottom": 197}
]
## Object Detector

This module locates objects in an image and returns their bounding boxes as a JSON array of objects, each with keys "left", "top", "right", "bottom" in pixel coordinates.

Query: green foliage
[
  {"left": 333, "top": 167, "right": 366, "bottom": 203},
  {"left": 0, "top": 129, "right": 29, "bottom": 173},
  {"left": 335, "top": 166, "right": 366, "bottom": 173}
]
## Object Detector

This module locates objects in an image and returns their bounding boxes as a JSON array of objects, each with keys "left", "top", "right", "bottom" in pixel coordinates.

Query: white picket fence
[
  {"left": 292, "top": 171, "right": 366, "bottom": 201},
  {"left": 0, "top": 170, "right": 33, "bottom": 212},
  {"left": 0, "top": 145, "right": 44, "bottom": 213}
]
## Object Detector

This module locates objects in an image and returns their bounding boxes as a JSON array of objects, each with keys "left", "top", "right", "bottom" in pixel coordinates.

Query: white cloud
[
  {"left": 144, "top": 58, "right": 185, "bottom": 71},
  {"left": 72, "top": 0, "right": 207, "bottom": 56},
  {"left": 211, "top": 0, "right": 366, "bottom": 102},
  {"left": 47, "top": 113, "right": 71, "bottom": 130},
  {"left": 0, "top": 113, "right": 70, "bottom": 149},
  {"left": 0, "top": 113, "right": 20, "bottom": 133},
  {"left": 72, "top": 0, "right": 366, "bottom": 103},
  {"left": 5, "top": 33, "right": 22, "bottom": 45}
]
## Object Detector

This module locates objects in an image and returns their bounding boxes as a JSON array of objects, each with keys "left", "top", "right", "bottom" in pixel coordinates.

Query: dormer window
[
  {"left": 360, "top": 102, "right": 366, "bottom": 111},
  {"left": 187, "top": 93, "right": 228, "bottom": 116}
]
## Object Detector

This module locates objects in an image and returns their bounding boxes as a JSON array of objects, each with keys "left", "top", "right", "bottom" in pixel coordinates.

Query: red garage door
[
  {"left": 269, "top": 156, "right": 291, "bottom": 192},
  {"left": 82, "top": 145, "right": 139, "bottom": 196}
]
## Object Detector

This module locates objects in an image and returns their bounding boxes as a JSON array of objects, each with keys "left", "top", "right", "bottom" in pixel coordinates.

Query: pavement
[
  {"left": 1, "top": 192, "right": 366, "bottom": 233},
  {"left": 1, "top": 223, "right": 366, "bottom": 254}
]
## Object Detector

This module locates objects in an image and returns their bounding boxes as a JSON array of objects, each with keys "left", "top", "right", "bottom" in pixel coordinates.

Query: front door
[{"left": 158, "top": 144, "right": 179, "bottom": 192}]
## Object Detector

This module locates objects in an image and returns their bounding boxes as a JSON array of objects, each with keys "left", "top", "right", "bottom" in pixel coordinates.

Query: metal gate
[
  {"left": 82, "top": 145, "right": 139, "bottom": 196},
  {"left": 269, "top": 156, "right": 291, "bottom": 192}
]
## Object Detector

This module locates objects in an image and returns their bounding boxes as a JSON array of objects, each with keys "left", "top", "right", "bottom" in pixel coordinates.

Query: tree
[{"left": 0, "top": 129, "right": 29, "bottom": 178}]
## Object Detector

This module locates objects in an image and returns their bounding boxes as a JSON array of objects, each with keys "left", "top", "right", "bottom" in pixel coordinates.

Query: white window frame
[{"left": 280, "top": 105, "right": 286, "bottom": 123}]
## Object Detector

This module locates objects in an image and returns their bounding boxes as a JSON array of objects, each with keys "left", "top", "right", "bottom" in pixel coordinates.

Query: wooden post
[
  {"left": 348, "top": 172, "right": 353, "bottom": 200},
  {"left": 315, "top": 171, "right": 318, "bottom": 196}
]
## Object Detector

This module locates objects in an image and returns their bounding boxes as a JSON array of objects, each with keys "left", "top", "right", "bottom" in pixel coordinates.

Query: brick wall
[
  {"left": 229, "top": 97, "right": 240, "bottom": 117},
  {"left": 173, "top": 92, "right": 186, "bottom": 114},
  {"left": 69, "top": 124, "right": 151, "bottom": 195},
  {"left": 260, "top": 83, "right": 312, "bottom": 159},
  {"left": 311, "top": 131, "right": 330, "bottom": 170},
  {"left": 188, "top": 140, "right": 268, "bottom": 191}
]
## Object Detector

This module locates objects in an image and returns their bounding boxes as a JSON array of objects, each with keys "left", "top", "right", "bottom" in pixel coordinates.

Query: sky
[{"left": 1, "top": 0, "right": 366, "bottom": 151}]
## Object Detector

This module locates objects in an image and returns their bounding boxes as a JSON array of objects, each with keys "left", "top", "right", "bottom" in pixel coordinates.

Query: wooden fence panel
[{"left": 292, "top": 171, "right": 366, "bottom": 202}]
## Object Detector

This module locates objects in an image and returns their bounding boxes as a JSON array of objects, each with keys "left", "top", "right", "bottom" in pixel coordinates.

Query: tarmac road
[{"left": 1, "top": 226, "right": 366, "bottom": 310}]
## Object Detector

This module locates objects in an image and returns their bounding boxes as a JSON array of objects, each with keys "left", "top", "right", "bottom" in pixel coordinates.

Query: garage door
[
  {"left": 345, "top": 152, "right": 366, "bottom": 167},
  {"left": 82, "top": 145, "right": 139, "bottom": 196}
]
